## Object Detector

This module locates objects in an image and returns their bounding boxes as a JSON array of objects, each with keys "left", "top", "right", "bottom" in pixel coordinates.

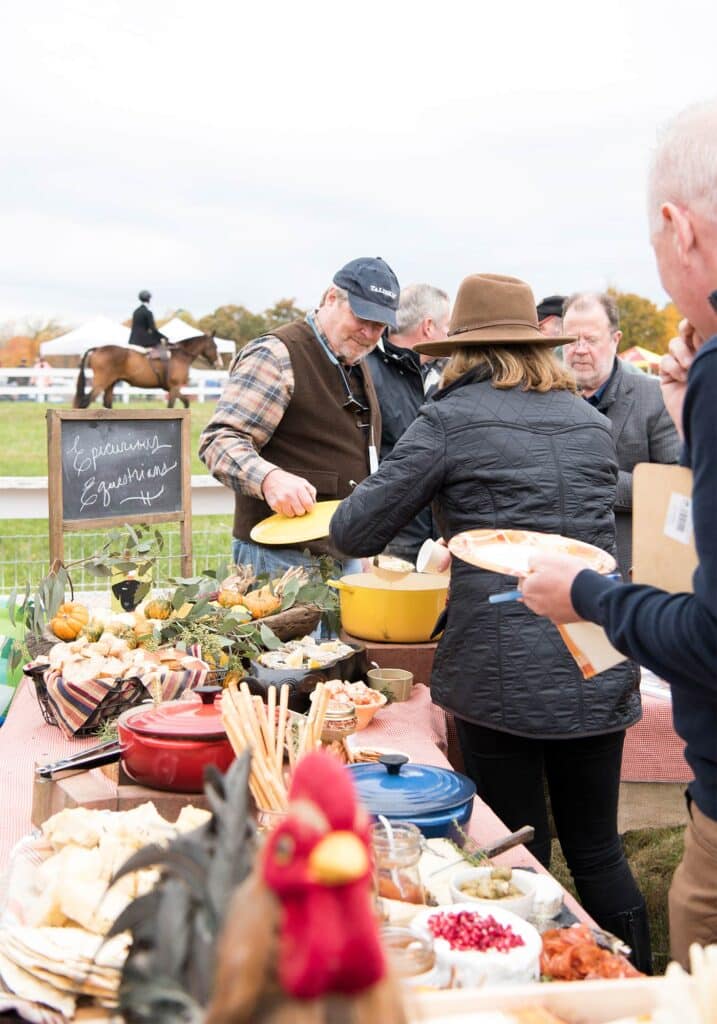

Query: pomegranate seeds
[{"left": 427, "top": 910, "right": 525, "bottom": 953}]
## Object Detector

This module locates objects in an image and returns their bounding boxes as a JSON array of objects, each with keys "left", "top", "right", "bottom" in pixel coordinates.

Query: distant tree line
[{"left": 0, "top": 290, "right": 683, "bottom": 367}]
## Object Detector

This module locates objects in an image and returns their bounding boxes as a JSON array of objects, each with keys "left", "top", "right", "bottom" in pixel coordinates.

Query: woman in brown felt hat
[{"left": 331, "top": 273, "right": 651, "bottom": 972}]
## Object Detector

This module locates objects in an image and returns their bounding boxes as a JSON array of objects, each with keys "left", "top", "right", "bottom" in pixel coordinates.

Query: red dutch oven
[{"left": 117, "top": 688, "right": 235, "bottom": 793}]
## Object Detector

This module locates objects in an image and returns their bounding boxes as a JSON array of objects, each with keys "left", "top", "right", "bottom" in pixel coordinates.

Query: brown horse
[{"left": 73, "top": 334, "right": 223, "bottom": 409}]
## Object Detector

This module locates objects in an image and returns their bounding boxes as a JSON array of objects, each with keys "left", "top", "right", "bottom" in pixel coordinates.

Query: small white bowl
[
  {"left": 410, "top": 902, "right": 542, "bottom": 988},
  {"left": 449, "top": 866, "right": 537, "bottom": 919}
]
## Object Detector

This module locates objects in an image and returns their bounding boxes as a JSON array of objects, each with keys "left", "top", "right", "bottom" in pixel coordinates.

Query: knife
[{"left": 429, "top": 825, "right": 535, "bottom": 876}]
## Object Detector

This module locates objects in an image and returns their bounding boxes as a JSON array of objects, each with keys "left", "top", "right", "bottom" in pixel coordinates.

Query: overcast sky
[{"left": 2, "top": 0, "right": 716, "bottom": 330}]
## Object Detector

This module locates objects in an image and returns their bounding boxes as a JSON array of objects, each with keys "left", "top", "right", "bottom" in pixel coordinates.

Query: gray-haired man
[
  {"left": 366, "top": 283, "right": 450, "bottom": 563},
  {"left": 562, "top": 291, "right": 680, "bottom": 576},
  {"left": 521, "top": 100, "right": 717, "bottom": 966},
  {"left": 200, "top": 256, "right": 400, "bottom": 575}
]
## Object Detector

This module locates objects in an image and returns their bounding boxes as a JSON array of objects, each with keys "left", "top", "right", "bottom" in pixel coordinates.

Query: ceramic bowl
[
  {"left": 310, "top": 689, "right": 387, "bottom": 730},
  {"left": 353, "top": 692, "right": 387, "bottom": 730},
  {"left": 448, "top": 866, "right": 537, "bottom": 919},
  {"left": 410, "top": 902, "right": 542, "bottom": 987}
]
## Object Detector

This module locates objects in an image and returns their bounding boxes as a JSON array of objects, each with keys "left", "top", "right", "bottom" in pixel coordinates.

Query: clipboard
[{"left": 632, "top": 463, "right": 697, "bottom": 593}]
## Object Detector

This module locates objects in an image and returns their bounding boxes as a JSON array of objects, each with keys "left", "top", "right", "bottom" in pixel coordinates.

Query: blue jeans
[{"left": 231, "top": 540, "right": 361, "bottom": 579}]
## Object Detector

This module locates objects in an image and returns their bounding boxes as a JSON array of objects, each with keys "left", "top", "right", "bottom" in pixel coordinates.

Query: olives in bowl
[{"left": 448, "top": 866, "right": 536, "bottom": 919}]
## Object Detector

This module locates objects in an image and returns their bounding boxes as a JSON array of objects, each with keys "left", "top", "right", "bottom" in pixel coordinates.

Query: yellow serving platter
[{"left": 249, "top": 499, "right": 342, "bottom": 545}]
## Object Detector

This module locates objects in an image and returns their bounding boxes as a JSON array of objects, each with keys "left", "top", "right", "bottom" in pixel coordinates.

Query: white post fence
[{"left": 0, "top": 367, "right": 228, "bottom": 402}]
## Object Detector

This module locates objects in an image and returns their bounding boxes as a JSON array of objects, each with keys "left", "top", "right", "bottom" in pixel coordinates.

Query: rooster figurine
[{"left": 205, "top": 749, "right": 408, "bottom": 1024}]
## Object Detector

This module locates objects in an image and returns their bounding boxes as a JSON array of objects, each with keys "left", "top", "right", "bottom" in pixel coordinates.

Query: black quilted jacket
[{"left": 330, "top": 369, "right": 641, "bottom": 738}]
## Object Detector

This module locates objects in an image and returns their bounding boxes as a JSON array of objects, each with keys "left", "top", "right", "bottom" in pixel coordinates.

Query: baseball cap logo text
[{"left": 369, "top": 284, "right": 397, "bottom": 299}]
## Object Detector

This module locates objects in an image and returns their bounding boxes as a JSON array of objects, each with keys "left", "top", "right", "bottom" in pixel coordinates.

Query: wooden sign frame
[{"left": 46, "top": 409, "right": 192, "bottom": 576}]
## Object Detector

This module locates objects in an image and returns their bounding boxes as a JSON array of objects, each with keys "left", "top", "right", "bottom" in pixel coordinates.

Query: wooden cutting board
[{"left": 31, "top": 765, "right": 208, "bottom": 829}]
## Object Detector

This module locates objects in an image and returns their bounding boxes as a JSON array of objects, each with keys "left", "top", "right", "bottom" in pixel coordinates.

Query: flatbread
[{"left": 0, "top": 948, "right": 76, "bottom": 1017}]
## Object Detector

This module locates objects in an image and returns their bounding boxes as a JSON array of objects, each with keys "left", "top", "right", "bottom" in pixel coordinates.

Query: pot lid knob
[
  {"left": 379, "top": 753, "right": 409, "bottom": 776},
  {"left": 195, "top": 686, "right": 222, "bottom": 705}
]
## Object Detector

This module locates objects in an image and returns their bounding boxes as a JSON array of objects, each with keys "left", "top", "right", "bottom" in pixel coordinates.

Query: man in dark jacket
[
  {"left": 366, "top": 283, "right": 450, "bottom": 563},
  {"left": 129, "top": 290, "right": 168, "bottom": 352},
  {"left": 563, "top": 291, "right": 680, "bottom": 576},
  {"left": 521, "top": 99, "right": 717, "bottom": 968},
  {"left": 536, "top": 294, "right": 565, "bottom": 338}
]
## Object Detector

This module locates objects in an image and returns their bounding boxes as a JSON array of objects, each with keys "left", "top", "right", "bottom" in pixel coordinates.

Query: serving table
[{"left": 0, "top": 677, "right": 590, "bottom": 926}]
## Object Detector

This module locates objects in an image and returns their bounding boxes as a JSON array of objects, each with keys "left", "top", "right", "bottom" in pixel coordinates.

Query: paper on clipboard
[
  {"left": 558, "top": 621, "right": 626, "bottom": 679},
  {"left": 559, "top": 463, "right": 697, "bottom": 679},
  {"left": 632, "top": 463, "right": 697, "bottom": 593}
]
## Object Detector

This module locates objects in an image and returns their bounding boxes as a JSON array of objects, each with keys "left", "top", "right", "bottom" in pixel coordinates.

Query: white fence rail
[{"left": 0, "top": 367, "right": 228, "bottom": 402}]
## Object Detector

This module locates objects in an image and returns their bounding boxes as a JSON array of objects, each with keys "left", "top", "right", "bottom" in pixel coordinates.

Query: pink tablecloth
[
  {"left": 361, "top": 639, "right": 691, "bottom": 785},
  {"left": 0, "top": 679, "right": 115, "bottom": 866},
  {"left": 622, "top": 692, "right": 691, "bottom": 783}
]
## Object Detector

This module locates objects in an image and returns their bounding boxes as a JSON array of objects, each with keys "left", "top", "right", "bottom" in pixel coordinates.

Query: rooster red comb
[{"left": 289, "top": 749, "right": 363, "bottom": 831}]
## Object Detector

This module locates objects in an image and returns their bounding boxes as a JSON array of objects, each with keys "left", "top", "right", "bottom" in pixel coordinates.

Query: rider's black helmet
[{"left": 138, "top": 290, "right": 151, "bottom": 302}]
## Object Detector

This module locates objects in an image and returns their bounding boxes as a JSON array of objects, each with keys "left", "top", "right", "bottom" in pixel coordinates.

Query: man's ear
[
  {"left": 661, "top": 201, "right": 696, "bottom": 264},
  {"left": 613, "top": 330, "right": 623, "bottom": 348}
]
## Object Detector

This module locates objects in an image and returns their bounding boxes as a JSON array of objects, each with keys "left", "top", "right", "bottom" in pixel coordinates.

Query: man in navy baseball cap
[
  {"left": 333, "top": 256, "right": 400, "bottom": 329},
  {"left": 536, "top": 294, "right": 566, "bottom": 339}
]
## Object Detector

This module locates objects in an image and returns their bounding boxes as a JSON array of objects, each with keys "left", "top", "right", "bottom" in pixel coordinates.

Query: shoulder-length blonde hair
[{"left": 440, "top": 344, "right": 576, "bottom": 393}]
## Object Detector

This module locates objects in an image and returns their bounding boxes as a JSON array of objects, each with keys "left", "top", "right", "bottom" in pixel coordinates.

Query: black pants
[{"left": 454, "top": 719, "right": 645, "bottom": 927}]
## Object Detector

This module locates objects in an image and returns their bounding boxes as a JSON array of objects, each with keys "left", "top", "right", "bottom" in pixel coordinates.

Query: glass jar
[
  {"left": 320, "top": 703, "right": 358, "bottom": 745},
  {"left": 372, "top": 820, "right": 425, "bottom": 905},
  {"left": 381, "top": 927, "right": 447, "bottom": 989}
]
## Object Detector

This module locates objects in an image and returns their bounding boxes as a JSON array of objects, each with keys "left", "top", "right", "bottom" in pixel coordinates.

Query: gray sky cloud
[{"left": 2, "top": 0, "right": 716, "bottom": 329}]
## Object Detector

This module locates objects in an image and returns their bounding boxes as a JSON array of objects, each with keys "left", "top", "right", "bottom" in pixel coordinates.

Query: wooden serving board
[{"left": 31, "top": 765, "right": 208, "bottom": 829}]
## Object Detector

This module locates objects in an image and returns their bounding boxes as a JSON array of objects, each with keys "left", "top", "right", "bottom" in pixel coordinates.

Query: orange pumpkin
[
  {"left": 242, "top": 586, "right": 282, "bottom": 619},
  {"left": 50, "top": 603, "right": 90, "bottom": 641},
  {"left": 144, "top": 598, "right": 173, "bottom": 620},
  {"left": 217, "top": 589, "right": 245, "bottom": 608}
]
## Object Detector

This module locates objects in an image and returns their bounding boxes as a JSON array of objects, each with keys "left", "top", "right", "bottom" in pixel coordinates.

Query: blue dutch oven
[{"left": 349, "top": 753, "right": 476, "bottom": 843}]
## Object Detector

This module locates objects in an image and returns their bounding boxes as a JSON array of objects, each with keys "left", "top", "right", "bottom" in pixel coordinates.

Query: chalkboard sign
[
  {"left": 47, "top": 410, "right": 192, "bottom": 575},
  {"left": 60, "top": 417, "right": 182, "bottom": 520}
]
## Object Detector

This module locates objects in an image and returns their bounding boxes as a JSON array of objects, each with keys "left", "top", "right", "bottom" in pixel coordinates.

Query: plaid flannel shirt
[{"left": 198, "top": 335, "right": 295, "bottom": 498}]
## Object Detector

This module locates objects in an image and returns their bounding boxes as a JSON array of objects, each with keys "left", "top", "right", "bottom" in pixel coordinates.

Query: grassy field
[
  {"left": 551, "top": 827, "right": 684, "bottom": 974},
  {"left": 0, "top": 398, "right": 218, "bottom": 476}
]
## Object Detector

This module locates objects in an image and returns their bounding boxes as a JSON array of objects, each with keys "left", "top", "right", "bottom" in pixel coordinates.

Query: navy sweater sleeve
[{"left": 572, "top": 339, "right": 717, "bottom": 699}]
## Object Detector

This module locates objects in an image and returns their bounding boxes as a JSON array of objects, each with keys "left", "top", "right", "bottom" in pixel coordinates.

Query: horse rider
[{"left": 129, "top": 290, "right": 169, "bottom": 360}]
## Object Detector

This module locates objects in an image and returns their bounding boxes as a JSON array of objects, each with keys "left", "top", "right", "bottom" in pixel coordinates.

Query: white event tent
[
  {"left": 160, "top": 317, "right": 235, "bottom": 356},
  {"left": 40, "top": 315, "right": 236, "bottom": 359},
  {"left": 40, "top": 316, "right": 130, "bottom": 357}
]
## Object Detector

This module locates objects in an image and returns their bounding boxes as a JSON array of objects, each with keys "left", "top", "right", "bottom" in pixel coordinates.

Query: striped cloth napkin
[{"left": 42, "top": 645, "right": 211, "bottom": 737}]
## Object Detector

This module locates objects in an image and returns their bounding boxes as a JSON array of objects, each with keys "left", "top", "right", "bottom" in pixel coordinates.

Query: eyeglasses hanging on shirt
[
  {"left": 306, "top": 310, "right": 377, "bottom": 473},
  {"left": 335, "top": 362, "right": 369, "bottom": 416}
]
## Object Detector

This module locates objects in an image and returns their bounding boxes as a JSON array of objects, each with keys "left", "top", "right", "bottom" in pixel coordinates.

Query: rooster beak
[{"left": 307, "top": 831, "right": 369, "bottom": 886}]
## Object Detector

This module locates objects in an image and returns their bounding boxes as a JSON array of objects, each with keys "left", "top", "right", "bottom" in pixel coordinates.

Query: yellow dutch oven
[{"left": 328, "top": 573, "right": 449, "bottom": 643}]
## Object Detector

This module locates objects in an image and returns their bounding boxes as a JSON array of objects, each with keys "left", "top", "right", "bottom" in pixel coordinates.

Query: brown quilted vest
[{"left": 233, "top": 320, "right": 382, "bottom": 555}]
